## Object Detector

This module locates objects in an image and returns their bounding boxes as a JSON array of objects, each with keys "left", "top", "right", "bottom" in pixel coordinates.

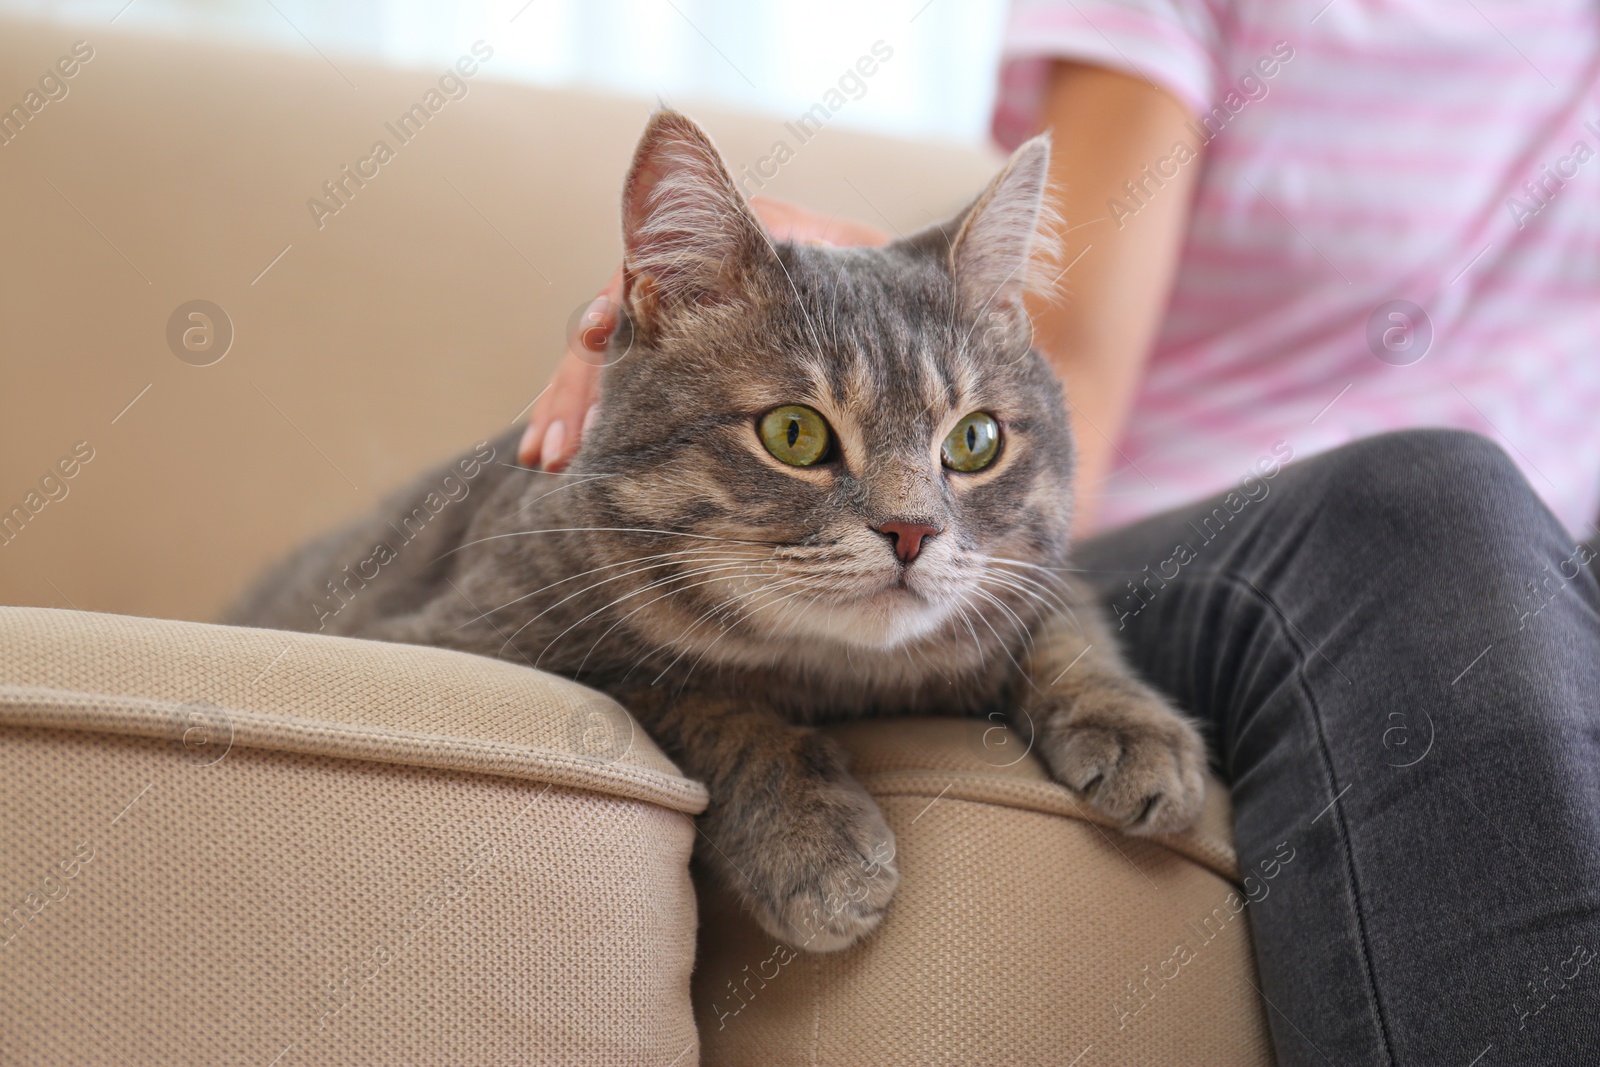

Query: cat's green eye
[
  {"left": 942, "top": 412, "right": 1001, "bottom": 472},
  {"left": 759, "top": 405, "right": 832, "bottom": 466}
]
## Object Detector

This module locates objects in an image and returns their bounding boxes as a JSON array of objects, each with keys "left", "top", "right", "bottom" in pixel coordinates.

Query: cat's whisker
[
  {"left": 969, "top": 587, "right": 1036, "bottom": 653},
  {"left": 912, "top": 638, "right": 957, "bottom": 686},
  {"left": 630, "top": 574, "right": 804, "bottom": 680},
  {"left": 957, "top": 587, "right": 1030, "bottom": 677},
  {"left": 531, "top": 571, "right": 719, "bottom": 668},
  {"left": 986, "top": 558, "right": 1084, "bottom": 626},
  {"left": 518, "top": 555, "right": 761, "bottom": 634},
  {"left": 975, "top": 585, "right": 1054, "bottom": 632},
  {"left": 981, "top": 571, "right": 1075, "bottom": 621},
  {"left": 655, "top": 577, "right": 815, "bottom": 688},
  {"left": 979, "top": 559, "right": 1068, "bottom": 601},
  {"left": 512, "top": 548, "right": 751, "bottom": 607},
  {"left": 686, "top": 580, "right": 816, "bottom": 674},
  {"left": 514, "top": 473, "right": 619, "bottom": 514},
  {"left": 549, "top": 558, "right": 773, "bottom": 660},
  {"left": 440, "top": 526, "right": 795, "bottom": 562},
  {"left": 949, "top": 594, "right": 989, "bottom": 664},
  {"left": 459, "top": 546, "right": 736, "bottom": 627},
  {"left": 506, "top": 560, "right": 762, "bottom": 661},
  {"left": 967, "top": 588, "right": 1046, "bottom": 697},
  {"left": 550, "top": 560, "right": 764, "bottom": 642},
  {"left": 988, "top": 556, "right": 1093, "bottom": 576},
  {"left": 621, "top": 582, "right": 758, "bottom": 686},
  {"left": 1009, "top": 579, "right": 1080, "bottom": 632},
  {"left": 982, "top": 562, "right": 1072, "bottom": 600},
  {"left": 984, "top": 586, "right": 1073, "bottom": 656},
  {"left": 742, "top": 575, "right": 824, "bottom": 654},
  {"left": 499, "top": 462, "right": 621, "bottom": 478},
  {"left": 763, "top": 593, "right": 815, "bottom": 649},
  {"left": 482, "top": 552, "right": 756, "bottom": 644},
  {"left": 559, "top": 564, "right": 779, "bottom": 673}
]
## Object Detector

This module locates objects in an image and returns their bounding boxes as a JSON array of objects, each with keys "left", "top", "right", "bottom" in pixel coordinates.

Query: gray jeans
[{"left": 1077, "top": 429, "right": 1600, "bottom": 1066}]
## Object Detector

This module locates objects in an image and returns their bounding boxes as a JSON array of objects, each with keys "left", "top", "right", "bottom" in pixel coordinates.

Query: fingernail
[
  {"left": 581, "top": 296, "right": 611, "bottom": 351},
  {"left": 582, "top": 404, "right": 600, "bottom": 436},
  {"left": 518, "top": 422, "right": 541, "bottom": 466},
  {"left": 539, "top": 420, "right": 566, "bottom": 471}
]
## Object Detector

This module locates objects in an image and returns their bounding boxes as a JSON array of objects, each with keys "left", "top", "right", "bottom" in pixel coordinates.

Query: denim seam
[{"left": 1216, "top": 569, "right": 1399, "bottom": 1067}]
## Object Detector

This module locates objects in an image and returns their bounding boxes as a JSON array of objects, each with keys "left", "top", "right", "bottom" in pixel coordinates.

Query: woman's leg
[{"left": 1076, "top": 429, "right": 1600, "bottom": 1066}]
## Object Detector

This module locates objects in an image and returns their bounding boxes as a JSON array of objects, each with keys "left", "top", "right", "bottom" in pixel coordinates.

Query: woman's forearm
[{"left": 1026, "top": 62, "right": 1200, "bottom": 537}]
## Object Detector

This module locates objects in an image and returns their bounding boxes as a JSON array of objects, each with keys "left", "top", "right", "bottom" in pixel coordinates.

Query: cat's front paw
[
  {"left": 738, "top": 777, "right": 900, "bottom": 953},
  {"left": 1038, "top": 695, "right": 1206, "bottom": 835}
]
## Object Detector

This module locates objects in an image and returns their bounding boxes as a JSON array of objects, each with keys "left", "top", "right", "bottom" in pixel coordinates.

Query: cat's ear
[
  {"left": 620, "top": 109, "right": 768, "bottom": 336},
  {"left": 946, "top": 135, "right": 1054, "bottom": 318}
]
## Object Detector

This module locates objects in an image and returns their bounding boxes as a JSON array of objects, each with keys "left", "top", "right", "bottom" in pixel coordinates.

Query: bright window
[{"left": 8, "top": 0, "right": 1009, "bottom": 144}]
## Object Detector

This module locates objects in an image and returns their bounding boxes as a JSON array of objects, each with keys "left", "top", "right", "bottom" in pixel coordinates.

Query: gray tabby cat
[{"left": 230, "top": 109, "right": 1206, "bottom": 952}]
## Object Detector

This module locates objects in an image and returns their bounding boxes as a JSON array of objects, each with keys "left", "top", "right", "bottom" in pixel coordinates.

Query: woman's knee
[
  {"left": 1257, "top": 429, "right": 1599, "bottom": 636},
  {"left": 1301, "top": 428, "right": 1557, "bottom": 552}
]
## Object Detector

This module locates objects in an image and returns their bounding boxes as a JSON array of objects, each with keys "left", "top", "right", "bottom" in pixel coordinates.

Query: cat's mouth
[
  {"left": 871, "top": 579, "right": 921, "bottom": 603},
  {"left": 860, "top": 568, "right": 963, "bottom": 619},
  {"left": 868, "top": 565, "right": 933, "bottom": 601}
]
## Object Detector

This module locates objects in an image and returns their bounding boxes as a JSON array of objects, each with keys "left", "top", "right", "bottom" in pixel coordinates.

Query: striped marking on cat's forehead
[
  {"left": 790, "top": 251, "right": 974, "bottom": 399},
  {"left": 804, "top": 344, "right": 970, "bottom": 431}
]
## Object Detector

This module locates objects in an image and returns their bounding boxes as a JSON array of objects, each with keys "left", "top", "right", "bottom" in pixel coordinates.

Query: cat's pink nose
[{"left": 875, "top": 521, "right": 941, "bottom": 564}]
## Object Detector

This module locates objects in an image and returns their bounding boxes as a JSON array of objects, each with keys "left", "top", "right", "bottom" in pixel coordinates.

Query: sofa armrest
[
  {"left": 0, "top": 607, "right": 705, "bottom": 1065},
  {"left": 696, "top": 718, "right": 1275, "bottom": 1066}
]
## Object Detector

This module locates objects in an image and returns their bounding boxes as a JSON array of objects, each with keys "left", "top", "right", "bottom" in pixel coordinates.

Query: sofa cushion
[{"left": 0, "top": 607, "right": 706, "bottom": 1065}]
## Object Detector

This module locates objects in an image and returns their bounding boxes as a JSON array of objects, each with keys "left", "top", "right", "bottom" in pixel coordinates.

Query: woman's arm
[{"left": 1027, "top": 61, "right": 1200, "bottom": 536}]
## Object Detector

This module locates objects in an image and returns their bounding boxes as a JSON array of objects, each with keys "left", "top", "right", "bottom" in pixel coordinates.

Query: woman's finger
[
  {"left": 521, "top": 268, "right": 624, "bottom": 469},
  {"left": 520, "top": 348, "right": 602, "bottom": 470}
]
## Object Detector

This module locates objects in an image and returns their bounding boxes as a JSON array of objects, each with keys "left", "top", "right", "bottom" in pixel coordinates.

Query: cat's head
[{"left": 571, "top": 109, "right": 1075, "bottom": 674}]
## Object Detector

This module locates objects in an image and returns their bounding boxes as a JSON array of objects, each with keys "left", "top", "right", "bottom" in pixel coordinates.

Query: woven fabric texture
[
  {"left": 0, "top": 607, "right": 707, "bottom": 813},
  {"left": 696, "top": 719, "right": 1274, "bottom": 1066},
  {"left": 0, "top": 607, "right": 703, "bottom": 1065}
]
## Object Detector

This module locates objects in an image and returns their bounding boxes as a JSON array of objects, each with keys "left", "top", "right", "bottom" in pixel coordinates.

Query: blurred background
[
  {"left": 0, "top": 0, "right": 1006, "bottom": 622},
  {"left": 2, "top": 0, "right": 1009, "bottom": 143}
]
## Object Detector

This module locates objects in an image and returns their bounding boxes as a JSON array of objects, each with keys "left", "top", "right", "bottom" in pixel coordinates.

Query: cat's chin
[{"left": 779, "top": 586, "right": 958, "bottom": 652}]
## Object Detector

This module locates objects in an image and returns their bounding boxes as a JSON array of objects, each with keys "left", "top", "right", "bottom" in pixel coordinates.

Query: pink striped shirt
[{"left": 995, "top": 0, "right": 1600, "bottom": 539}]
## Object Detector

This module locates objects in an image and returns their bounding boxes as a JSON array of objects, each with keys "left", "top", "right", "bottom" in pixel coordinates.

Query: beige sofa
[{"left": 0, "top": 17, "right": 1274, "bottom": 1064}]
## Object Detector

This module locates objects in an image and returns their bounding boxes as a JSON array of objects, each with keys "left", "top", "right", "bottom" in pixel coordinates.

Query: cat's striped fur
[{"left": 231, "top": 110, "right": 1205, "bottom": 952}]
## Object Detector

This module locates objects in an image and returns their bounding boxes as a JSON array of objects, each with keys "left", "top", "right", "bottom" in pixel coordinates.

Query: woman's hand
[{"left": 518, "top": 197, "right": 888, "bottom": 470}]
